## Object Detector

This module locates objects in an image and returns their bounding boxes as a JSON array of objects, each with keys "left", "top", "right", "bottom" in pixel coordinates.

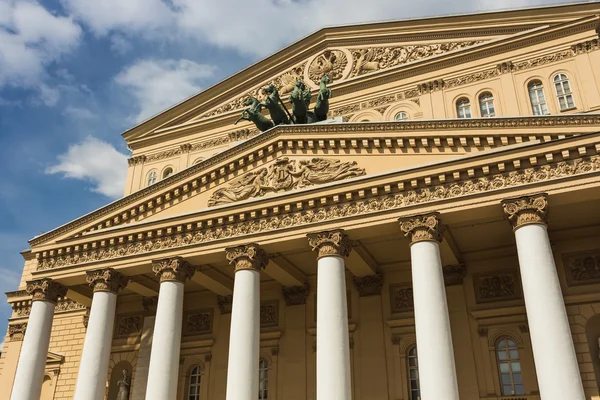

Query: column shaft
[
  {"left": 73, "top": 291, "right": 118, "bottom": 400},
  {"left": 410, "top": 240, "right": 459, "bottom": 400},
  {"left": 515, "top": 224, "right": 585, "bottom": 399},
  {"left": 317, "top": 255, "right": 352, "bottom": 400},
  {"left": 10, "top": 301, "right": 55, "bottom": 400},
  {"left": 225, "top": 269, "right": 260, "bottom": 400},
  {"left": 145, "top": 281, "right": 185, "bottom": 400}
]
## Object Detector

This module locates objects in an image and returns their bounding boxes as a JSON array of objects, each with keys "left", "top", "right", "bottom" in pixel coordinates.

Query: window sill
[{"left": 559, "top": 107, "right": 577, "bottom": 113}]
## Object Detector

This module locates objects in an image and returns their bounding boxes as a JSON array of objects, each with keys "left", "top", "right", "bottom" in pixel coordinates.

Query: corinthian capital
[
  {"left": 26, "top": 278, "right": 67, "bottom": 303},
  {"left": 225, "top": 243, "right": 269, "bottom": 272},
  {"left": 86, "top": 268, "right": 129, "bottom": 293},
  {"left": 152, "top": 257, "right": 196, "bottom": 283},
  {"left": 502, "top": 194, "right": 549, "bottom": 230},
  {"left": 307, "top": 229, "right": 352, "bottom": 259},
  {"left": 398, "top": 212, "right": 443, "bottom": 244}
]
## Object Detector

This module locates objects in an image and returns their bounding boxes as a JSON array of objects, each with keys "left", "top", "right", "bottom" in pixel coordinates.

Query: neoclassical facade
[{"left": 3, "top": 3, "right": 600, "bottom": 400}]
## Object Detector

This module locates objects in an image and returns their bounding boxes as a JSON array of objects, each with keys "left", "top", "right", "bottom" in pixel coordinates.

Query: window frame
[
  {"left": 527, "top": 80, "right": 550, "bottom": 116},
  {"left": 162, "top": 166, "right": 174, "bottom": 179},
  {"left": 479, "top": 92, "right": 496, "bottom": 117},
  {"left": 394, "top": 111, "right": 409, "bottom": 121},
  {"left": 407, "top": 346, "right": 420, "bottom": 400},
  {"left": 495, "top": 337, "right": 525, "bottom": 396},
  {"left": 553, "top": 73, "right": 576, "bottom": 111},
  {"left": 187, "top": 365, "right": 203, "bottom": 400},
  {"left": 146, "top": 170, "right": 158, "bottom": 187},
  {"left": 456, "top": 98, "right": 472, "bottom": 119},
  {"left": 259, "top": 357, "right": 269, "bottom": 399}
]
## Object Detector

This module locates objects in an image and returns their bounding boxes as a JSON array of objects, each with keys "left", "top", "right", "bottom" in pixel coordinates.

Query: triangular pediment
[{"left": 120, "top": 3, "right": 600, "bottom": 145}]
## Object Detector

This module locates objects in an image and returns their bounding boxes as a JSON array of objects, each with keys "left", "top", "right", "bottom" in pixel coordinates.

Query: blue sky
[{"left": 0, "top": 0, "right": 588, "bottom": 346}]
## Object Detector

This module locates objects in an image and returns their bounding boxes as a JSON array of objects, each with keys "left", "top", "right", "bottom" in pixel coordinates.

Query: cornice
[
  {"left": 35, "top": 133, "right": 600, "bottom": 271},
  {"left": 29, "top": 114, "right": 600, "bottom": 248}
]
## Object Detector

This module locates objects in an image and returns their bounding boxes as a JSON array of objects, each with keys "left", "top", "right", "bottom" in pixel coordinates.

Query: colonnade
[{"left": 9, "top": 194, "right": 585, "bottom": 400}]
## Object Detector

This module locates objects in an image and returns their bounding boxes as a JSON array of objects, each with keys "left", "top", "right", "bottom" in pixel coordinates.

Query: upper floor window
[
  {"left": 188, "top": 365, "right": 202, "bottom": 400},
  {"left": 146, "top": 171, "right": 157, "bottom": 186},
  {"left": 456, "top": 98, "right": 472, "bottom": 118},
  {"left": 553, "top": 73, "right": 575, "bottom": 111},
  {"left": 162, "top": 167, "right": 174, "bottom": 179},
  {"left": 479, "top": 93, "right": 496, "bottom": 117},
  {"left": 395, "top": 111, "right": 409, "bottom": 121},
  {"left": 407, "top": 346, "right": 420, "bottom": 400},
  {"left": 496, "top": 337, "right": 525, "bottom": 396},
  {"left": 259, "top": 358, "right": 269, "bottom": 399},
  {"left": 193, "top": 158, "right": 204, "bottom": 165},
  {"left": 528, "top": 80, "right": 549, "bottom": 116}
]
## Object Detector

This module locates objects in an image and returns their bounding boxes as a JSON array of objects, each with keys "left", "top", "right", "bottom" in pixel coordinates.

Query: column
[
  {"left": 224, "top": 243, "right": 269, "bottom": 400},
  {"left": 307, "top": 229, "right": 353, "bottom": 400},
  {"left": 398, "top": 213, "right": 459, "bottom": 400},
  {"left": 502, "top": 194, "right": 585, "bottom": 400},
  {"left": 73, "top": 268, "right": 129, "bottom": 400},
  {"left": 131, "top": 297, "right": 157, "bottom": 400},
  {"left": 145, "top": 257, "right": 196, "bottom": 400},
  {"left": 10, "top": 279, "right": 67, "bottom": 400}
]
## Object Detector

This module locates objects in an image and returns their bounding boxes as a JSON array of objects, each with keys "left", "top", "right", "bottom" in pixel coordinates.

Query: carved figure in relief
[
  {"left": 308, "top": 49, "right": 348, "bottom": 84},
  {"left": 234, "top": 97, "right": 274, "bottom": 132},
  {"left": 314, "top": 74, "right": 332, "bottom": 121},
  {"left": 116, "top": 370, "right": 130, "bottom": 400},
  {"left": 352, "top": 48, "right": 380, "bottom": 76},
  {"left": 289, "top": 78, "right": 313, "bottom": 124},
  {"left": 261, "top": 84, "right": 290, "bottom": 125},
  {"left": 208, "top": 157, "right": 366, "bottom": 206}
]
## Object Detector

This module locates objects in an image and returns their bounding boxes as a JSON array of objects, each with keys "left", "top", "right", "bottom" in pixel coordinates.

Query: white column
[
  {"left": 399, "top": 213, "right": 459, "bottom": 400},
  {"left": 307, "top": 230, "right": 352, "bottom": 400},
  {"left": 10, "top": 279, "right": 66, "bottom": 400},
  {"left": 503, "top": 194, "right": 585, "bottom": 400},
  {"left": 225, "top": 244, "right": 268, "bottom": 400},
  {"left": 145, "top": 257, "right": 196, "bottom": 400},
  {"left": 73, "top": 269, "right": 128, "bottom": 400}
]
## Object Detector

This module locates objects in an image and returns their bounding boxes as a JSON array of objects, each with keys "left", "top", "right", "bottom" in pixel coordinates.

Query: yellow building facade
[{"left": 2, "top": 3, "right": 600, "bottom": 400}]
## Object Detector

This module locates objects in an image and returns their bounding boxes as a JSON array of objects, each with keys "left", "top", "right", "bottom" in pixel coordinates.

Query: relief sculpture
[{"left": 208, "top": 157, "right": 366, "bottom": 206}]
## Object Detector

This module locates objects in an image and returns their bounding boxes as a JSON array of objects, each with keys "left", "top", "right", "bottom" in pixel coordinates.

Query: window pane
[
  {"left": 513, "top": 373, "right": 523, "bottom": 384},
  {"left": 515, "top": 384, "right": 525, "bottom": 395},
  {"left": 499, "top": 363, "right": 509, "bottom": 373},
  {"left": 511, "top": 361, "right": 521, "bottom": 372},
  {"left": 502, "top": 385, "right": 513, "bottom": 395},
  {"left": 501, "top": 373, "right": 512, "bottom": 384},
  {"left": 567, "top": 95, "right": 575, "bottom": 108},
  {"left": 509, "top": 350, "right": 519, "bottom": 360},
  {"left": 497, "top": 351, "right": 508, "bottom": 361}
]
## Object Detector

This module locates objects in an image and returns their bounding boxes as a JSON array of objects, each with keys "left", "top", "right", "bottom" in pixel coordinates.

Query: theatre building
[{"left": 3, "top": 3, "right": 600, "bottom": 400}]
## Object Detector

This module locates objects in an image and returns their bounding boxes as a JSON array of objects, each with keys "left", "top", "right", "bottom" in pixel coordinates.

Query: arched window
[
  {"left": 456, "top": 98, "right": 472, "bottom": 118},
  {"left": 553, "top": 73, "right": 575, "bottom": 111},
  {"left": 407, "top": 346, "right": 420, "bottom": 400},
  {"left": 528, "top": 80, "right": 549, "bottom": 115},
  {"left": 146, "top": 171, "right": 157, "bottom": 186},
  {"left": 188, "top": 365, "right": 202, "bottom": 400},
  {"left": 193, "top": 158, "right": 204, "bottom": 165},
  {"left": 259, "top": 358, "right": 269, "bottom": 399},
  {"left": 496, "top": 337, "right": 525, "bottom": 396},
  {"left": 479, "top": 93, "right": 496, "bottom": 117},
  {"left": 162, "top": 167, "right": 174, "bottom": 179},
  {"left": 395, "top": 111, "right": 409, "bottom": 121}
]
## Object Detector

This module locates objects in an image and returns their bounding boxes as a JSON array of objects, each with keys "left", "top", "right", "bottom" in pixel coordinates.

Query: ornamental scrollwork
[
  {"left": 115, "top": 314, "right": 143, "bottom": 337},
  {"left": 562, "top": 249, "right": 600, "bottom": 285},
  {"left": 308, "top": 50, "right": 348, "bottom": 85},
  {"left": 183, "top": 310, "right": 213, "bottom": 335},
  {"left": 152, "top": 257, "right": 196, "bottom": 283},
  {"left": 9, "top": 323, "right": 27, "bottom": 341},
  {"left": 86, "top": 268, "right": 129, "bottom": 293},
  {"left": 307, "top": 229, "right": 352, "bottom": 259},
  {"left": 282, "top": 284, "right": 309, "bottom": 306},
  {"left": 475, "top": 272, "right": 520, "bottom": 303},
  {"left": 225, "top": 243, "right": 269, "bottom": 272},
  {"left": 354, "top": 274, "right": 383, "bottom": 297},
  {"left": 390, "top": 285, "right": 413, "bottom": 313},
  {"left": 399, "top": 212, "right": 443, "bottom": 244},
  {"left": 36, "top": 156, "right": 600, "bottom": 270},
  {"left": 208, "top": 157, "right": 365, "bottom": 207},
  {"left": 502, "top": 194, "right": 549, "bottom": 229},
  {"left": 260, "top": 300, "right": 279, "bottom": 327},
  {"left": 26, "top": 279, "right": 67, "bottom": 303}
]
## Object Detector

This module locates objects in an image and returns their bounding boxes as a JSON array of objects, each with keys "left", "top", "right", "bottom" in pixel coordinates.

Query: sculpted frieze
[
  {"left": 474, "top": 271, "right": 521, "bottom": 303},
  {"left": 208, "top": 157, "right": 366, "bottom": 207},
  {"left": 563, "top": 249, "right": 600, "bottom": 285},
  {"left": 37, "top": 155, "right": 600, "bottom": 270},
  {"left": 390, "top": 285, "right": 413, "bottom": 313}
]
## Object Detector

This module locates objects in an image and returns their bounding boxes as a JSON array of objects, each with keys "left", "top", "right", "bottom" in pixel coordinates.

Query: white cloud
[
  {"left": 114, "top": 58, "right": 216, "bottom": 123},
  {"left": 0, "top": 0, "right": 82, "bottom": 88},
  {"left": 46, "top": 137, "right": 129, "bottom": 199},
  {"left": 110, "top": 35, "right": 133, "bottom": 55},
  {"left": 63, "top": 105, "right": 96, "bottom": 120},
  {"left": 39, "top": 83, "right": 60, "bottom": 106}
]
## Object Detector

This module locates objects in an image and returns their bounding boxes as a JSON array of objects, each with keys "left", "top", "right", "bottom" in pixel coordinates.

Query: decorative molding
[
  {"left": 282, "top": 284, "right": 309, "bottom": 306},
  {"left": 36, "top": 153, "right": 600, "bottom": 270},
  {"left": 11, "top": 297, "right": 85, "bottom": 318},
  {"left": 307, "top": 229, "right": 352, "bottom": 259},
  {"left": 513, "top": 49, "right": 573, "bottom": 71},
  {"left": 443, "top": 264, "right": 467, "bottom": 286},
  {"left": 83, "top": 309, "right": 90, "bottom": 329},
  {"left": 209, "top": 157, "right": 365, "bottom": 207},
  {"left": 390, "top": 285, "right": 413, "bottom": 313},
  {"left": 308, "top": 49, "right": 349, "bottom": 84},
  {"left": 260, "top": 300, "right": 279, "bottom": 328},
  {"left": 151, "top": 257, "right": 196, "bottom": 283},
  {"left": 399, "top": 212, "right": 443, "bottom": 244},
  {"left": 217, "top": 295, "right": 233, "bottom": 314},
  {"left": 502, "top": 193, "right": 549, "bottom": 230},
  {"left": 571, "top": 38, "right": 599, "bottom": 54},
  {"left": 30, "top": 114, "right": 600, "bottom": 248},
  {"left": 54, "top": 299, "right": 86, "bottom": 313},
  {"left": 127, "top": 155, "right": 146, "bottom": 166},
  {"left": 142, "top": 296, "right": 159, "bottom": 316},
  {"left": 183, "top": 309, "right": 213, "bottom": 336},
  {"left": 225, "top": 243, "right": 269, "bottom": 272},
  {"left": 446, "top": 69, "right": 500, "bottom": 88},
  {"left": 478, "top": 327, "right": 489, "bottom": 337},
  {"left": 418, "top": 79, "right": 445, "bottom": 94},
  {"left": 115, "top": 314, "right": 143, "bottom": 338},
  {"left": 354, "top": 274, "right": 383, "bottom": 297},
  {"left": 86, "top": 268, "right": 129, "bottom": 293},
  {"left": 562, "top": 249, "right": 600, "bottom": 286},
  {"left": 8, "top": 323, "right": 27, "bottom": 341},
  {"left": 474, "top": 271, "right": 521, "bottom": 303},
  {"left": 26, "top": 279, "right": 67, "bottom": 303}
]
